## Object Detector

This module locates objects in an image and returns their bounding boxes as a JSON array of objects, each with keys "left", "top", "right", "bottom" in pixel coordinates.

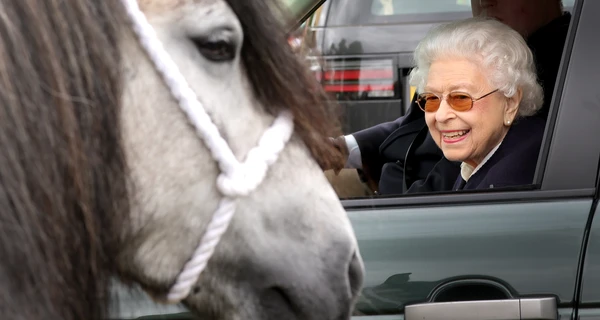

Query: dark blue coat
[{"left": 453, "top": 116, "right": 546, "bottom": 190}]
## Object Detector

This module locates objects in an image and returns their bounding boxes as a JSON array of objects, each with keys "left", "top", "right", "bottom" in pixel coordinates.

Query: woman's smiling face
[{"left": 423, "top": 57, "right": 521, "bottom": 167}]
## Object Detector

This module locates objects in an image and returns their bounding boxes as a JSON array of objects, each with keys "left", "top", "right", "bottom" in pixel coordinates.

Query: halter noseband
[{"left": 121, "top": 0, "right": 294, "bottom": 303}]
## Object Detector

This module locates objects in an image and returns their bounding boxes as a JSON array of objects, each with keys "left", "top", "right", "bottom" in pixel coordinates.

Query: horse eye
[{"left": 191, "top": 38, "right": 236, "bottom": 62}]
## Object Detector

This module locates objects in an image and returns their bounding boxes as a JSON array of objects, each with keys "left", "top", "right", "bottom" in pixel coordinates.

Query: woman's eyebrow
[
  {"left": 449, "top": 83, "right": 479, "bottom": 92},
  {"left": 424, "top": 82, "right": 477, "bottom": 93}
]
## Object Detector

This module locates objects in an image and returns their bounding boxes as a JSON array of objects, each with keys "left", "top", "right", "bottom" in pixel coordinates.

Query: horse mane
[
  {"left": 0, "top": 0, "right": 341, "bottom": 319},
  {"left": 225, "top": 0, "right": 344, "bottom": 169},
  {"left": 0, "top": 1, "right": 128, "bottom": 319}
]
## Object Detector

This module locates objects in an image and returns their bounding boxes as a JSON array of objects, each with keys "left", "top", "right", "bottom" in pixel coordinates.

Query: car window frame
[
  {"left": 536, "top": 0, "right": 600, "bottom": 191},
  {"left": 341, "top": 0, "right": 600, "bottom": 210},
  {"left": 280, "top": 0, "right": 327, "bottom": 31}
]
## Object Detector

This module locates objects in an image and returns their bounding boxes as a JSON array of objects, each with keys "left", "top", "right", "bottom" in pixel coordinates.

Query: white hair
[{"left": 409, "top": 17, "right": 543, "bottom": 117}]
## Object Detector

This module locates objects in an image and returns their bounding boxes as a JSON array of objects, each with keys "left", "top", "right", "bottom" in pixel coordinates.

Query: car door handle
[{"left": 405, "top": 297, "right": 557, "bottom": 320}]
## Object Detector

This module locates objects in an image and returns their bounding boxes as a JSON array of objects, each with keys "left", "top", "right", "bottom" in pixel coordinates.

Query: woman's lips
[{"left": 441, "top": 130, "right": 470, "bottom": 144}]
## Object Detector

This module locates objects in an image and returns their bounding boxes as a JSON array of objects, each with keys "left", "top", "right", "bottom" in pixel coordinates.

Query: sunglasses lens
[
  {"left": 418, "top": 94, "right": 440, "bottom": 112},
  {"left": 448, "top": 92, "right": 473, "bottom": 111}
]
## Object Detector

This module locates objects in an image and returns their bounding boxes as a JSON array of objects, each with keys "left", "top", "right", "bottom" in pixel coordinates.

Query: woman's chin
[{"left": 441, "top": 152, "right": 466, "bottom": 164}]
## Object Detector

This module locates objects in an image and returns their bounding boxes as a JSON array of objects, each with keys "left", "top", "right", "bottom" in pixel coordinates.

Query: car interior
[{"left": 292, "top": 0, "right": 579, "bottom": 201}]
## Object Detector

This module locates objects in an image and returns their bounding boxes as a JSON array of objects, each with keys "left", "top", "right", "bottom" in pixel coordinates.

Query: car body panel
[
  {"left": 347, "top": 200, "right": 591, "bottom": 316},
  {"left": 580, "top": 207, "right": 600, "bottom": 319}
]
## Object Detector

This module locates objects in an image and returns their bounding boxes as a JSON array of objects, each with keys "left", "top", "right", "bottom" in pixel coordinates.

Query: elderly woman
[{"left": 411, "top": 18, "right": 545, "bottom": 190}]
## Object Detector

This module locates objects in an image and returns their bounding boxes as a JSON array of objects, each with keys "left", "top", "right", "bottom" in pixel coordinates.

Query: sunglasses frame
[{"left": 417, "top": 89, "right": 500, "bottom": 112}]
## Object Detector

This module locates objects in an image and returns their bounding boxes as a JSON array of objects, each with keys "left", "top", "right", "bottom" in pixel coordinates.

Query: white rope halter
[{"left": 121, "top": 0, "right": 295, "bottom": 303}]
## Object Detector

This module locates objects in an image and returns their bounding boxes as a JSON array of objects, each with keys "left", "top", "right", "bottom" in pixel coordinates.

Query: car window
[
  {"left": 303, "top": 0, "right": 580, "bottom": 200},
  {"left": 325, "top": 0, "right": 471, "bottom": 26},
  {"left": 371, "top": 0, "right": 471, "bottom": 16},
  {"left": 322, "top": 0, "right": 576, "bottom": 27},
  {"left": 368, "top": 0, "right": 578, "bottom": 16}
]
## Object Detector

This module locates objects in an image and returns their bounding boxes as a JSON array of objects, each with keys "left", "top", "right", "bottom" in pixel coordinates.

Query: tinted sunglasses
[{"left": 416, "top": 89, "right": 499, "bottom": 112}]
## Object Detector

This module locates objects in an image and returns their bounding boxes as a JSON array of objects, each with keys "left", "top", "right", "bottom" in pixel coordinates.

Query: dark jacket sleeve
[
  {"left": 353, "top": 93, "right": 424, "bottom": 156},
  {"left": 351, "top": 117, "right": 406, "bottom": 190},
  {"left": 351, "top": 94, "right": 425, "bottom": 188},
  {"left": 353, "top": 116, "right": 407, "bottom": 158}
]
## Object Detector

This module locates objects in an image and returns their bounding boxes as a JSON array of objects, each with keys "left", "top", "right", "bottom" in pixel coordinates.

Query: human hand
[{"left": 328, "top": 136, "right": 348, "bottom": 174}]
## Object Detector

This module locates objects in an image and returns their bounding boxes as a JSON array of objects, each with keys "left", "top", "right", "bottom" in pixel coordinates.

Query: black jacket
[{"left": 453, "top": 117, "right": 546, "bottom": 190}]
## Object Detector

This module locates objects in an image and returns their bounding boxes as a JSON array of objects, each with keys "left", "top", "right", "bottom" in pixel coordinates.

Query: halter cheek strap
[{"left": 121, "top": 0, "right": 294, "bottom": 303}]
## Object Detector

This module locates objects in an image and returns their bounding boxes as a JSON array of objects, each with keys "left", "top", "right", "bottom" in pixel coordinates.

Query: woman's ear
[{"left": 504, "top": 88, "right": 522, "bottom": 125}]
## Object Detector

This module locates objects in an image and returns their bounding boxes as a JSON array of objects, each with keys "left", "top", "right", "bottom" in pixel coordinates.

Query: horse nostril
[
  {"left": 348, "top": 251, "right": 364, "bottom": 297},
  {"left": 260, "top": 286, "right": 299, "bottom": 318}
]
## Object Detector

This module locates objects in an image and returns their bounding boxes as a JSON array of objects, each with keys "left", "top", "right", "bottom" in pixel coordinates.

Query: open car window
[
  {"left": 371, "top": 0, "right": 471, "bottom": 16},
  {"left": 323, "top": 0, "right": 471, "bottom": 26},
  {"left": 297, "top": 0, "right": 579, "bottom": 200}
]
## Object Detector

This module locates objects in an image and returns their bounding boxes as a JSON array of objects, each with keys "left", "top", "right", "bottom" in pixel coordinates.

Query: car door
[
  {"left": 344, "top": 0, "right": 600, "bottom": 319},
  {"left": 572, "top": 5, "right": 600, "bottom": 318},
  {"left": 579, "top": 187, "right": 600, "bottom": 320}
]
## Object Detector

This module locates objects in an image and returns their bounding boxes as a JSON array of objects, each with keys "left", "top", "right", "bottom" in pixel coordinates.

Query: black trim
[
  {"left": 288, "top": 0, "right": 328, "bottom": 32},
  {"left": 534, "top": 3, "right": 582, "bottom": 186},
  {"left": 539, "top": 0, "right": 600, "bottom": 191},
  {"left": 342, "top": 188, "right": 595, "bottom": 210},
  {"left": 595, "top": 133, "right": 600, "bottom": 198},
  {"left": 577, "top": 302, "right": 600, "bottom": 309},
  {"left": 575, "top": 49, "right": 600, "bottom": 313},
  {"left": 573, "top": 193, "right": 597, "bottom": 320},
  {"left": 428, "top": 278, "right": 516, "bottom": 302}
]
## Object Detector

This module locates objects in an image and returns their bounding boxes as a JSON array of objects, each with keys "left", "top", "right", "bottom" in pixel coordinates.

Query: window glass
[
  {"left": 312, "top": 0, "right": 577, "bottom": 200},
  {"left": 371, "top": 0, "right": 471, "bottom": 16},
  {"left": 320, "top": 0, "right": 576, "bottom": 27},
  {"left": 325, "top": 0, "right": 471, "bottom": 26}
]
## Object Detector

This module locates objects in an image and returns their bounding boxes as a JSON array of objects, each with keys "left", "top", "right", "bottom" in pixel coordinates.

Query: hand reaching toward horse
[
  {"left": 328, "top": 135, "right": 349, "bottom": 174},
  {"left": 325, "top": 135, "right": 379, "bottom": 197}
]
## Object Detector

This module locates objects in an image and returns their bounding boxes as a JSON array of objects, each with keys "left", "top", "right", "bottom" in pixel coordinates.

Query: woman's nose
[{"left": 435, "top": 98, "right": 456, "bottom": 122}]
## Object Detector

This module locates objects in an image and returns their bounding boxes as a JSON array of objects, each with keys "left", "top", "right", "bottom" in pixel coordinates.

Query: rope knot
[
  {"left": 217, "top": 160, "right": 268, "bottom": 197},
  {"left": 216, "top": 110, "right": 294, "bottom": 198}
]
